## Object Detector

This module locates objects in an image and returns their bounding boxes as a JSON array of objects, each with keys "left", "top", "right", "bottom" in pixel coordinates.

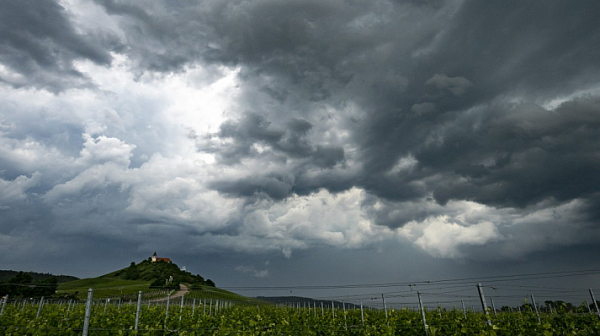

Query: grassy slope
[
  {"left": 56, "top": 277, "right": 151, "bottom": 299},
  {"left": 185, "top": 285, "right": 264, "bottom": 305},
  {"left": 56, "top": 260, "right": 262, "bottom": 304},
  {"left": 57, "top": 279, "right": 263, "bottom": 304}
]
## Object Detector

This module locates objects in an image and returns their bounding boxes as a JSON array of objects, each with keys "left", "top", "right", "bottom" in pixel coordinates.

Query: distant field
[
  {"left": 56, "top": 277, "right": 152, "bottom": 300},
  {"left": 185, "top": 285, "right": 263, "bottom": 305}
]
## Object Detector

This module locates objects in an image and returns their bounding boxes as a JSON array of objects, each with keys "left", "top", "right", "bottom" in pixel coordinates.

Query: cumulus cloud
[
  {"left": 409, "top": 218, "right": 500, "bottom": 258},
  {"left": 78, "top": 133, "right": 136, "bottom": 167},
  {"left": 0, "top": 172, "right": 41, "bottom": 204},
  {"left": 393, "top": 198, "right": 600, "bottom": 260}
]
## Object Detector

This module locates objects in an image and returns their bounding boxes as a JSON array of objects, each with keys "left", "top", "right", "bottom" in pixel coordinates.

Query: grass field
[
  {"left": 186, "top": 285, "right": 264, "bottom": 305},
  {"left": 56, "top": 277, "right": 152, "bottom": 300}
]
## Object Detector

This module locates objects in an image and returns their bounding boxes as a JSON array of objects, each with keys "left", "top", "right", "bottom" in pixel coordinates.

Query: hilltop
[
  {"left": 102, "top": 257, "right": 215, "bottom": 289},
  {"left": 55, "top": 256, "right": 252, "bottom": 302}
]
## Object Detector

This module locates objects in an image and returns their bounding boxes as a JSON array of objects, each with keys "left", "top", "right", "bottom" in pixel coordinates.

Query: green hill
[
  {"left": 56, "top": 277, "right": 151, "bottom": 299},
  {"left": 55, "top": 258, "right": 259, "bottom": 304},
  {"left": 101, "top": 258, "right": 214, "bottom": 289}
]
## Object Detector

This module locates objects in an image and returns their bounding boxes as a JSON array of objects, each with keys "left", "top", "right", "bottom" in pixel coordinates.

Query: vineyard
[{"left": 2, "top": 287, "right": 600, "bottom": 335}]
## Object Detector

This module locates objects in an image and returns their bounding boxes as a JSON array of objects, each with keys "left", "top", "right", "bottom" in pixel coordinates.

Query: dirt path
[
  {"left": 149, "top": 284, "right": 189, "bottom": 302},
  {"left": 171, "top": 284, "right": 189, "bottom": 299}
]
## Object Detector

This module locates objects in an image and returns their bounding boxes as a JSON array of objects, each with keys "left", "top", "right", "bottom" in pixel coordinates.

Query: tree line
[{"left": 0, "top": 271, "right": 58, "bottom": 298}]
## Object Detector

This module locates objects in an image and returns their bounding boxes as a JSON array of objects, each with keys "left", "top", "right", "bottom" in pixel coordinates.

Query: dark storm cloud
[
  {"left": 312, "top": 146, "right": 345, "bottom": 169},
  {"left": 210, "top": 172, "right": 295, "bottom": 201},
  {"left": 198, "top": 112, "right": 345, "bottom": 170},
  {"left": 201, "top": 112, "right": 346, "bottom": 199},
  {"left": 0, "top": 0, "right": 112, "bottom": 91},
  {"left": 165, "top": 0, "right": 600, "bottom": 225},
  {"left": 39, "top": 0, "right": 600, "bottom": 225},
  {"left": 426, "top": 97, "right": 600, "bottom": 208},
  {"left": 343, "top": 1, "right": 600, "bottom": 223},
  {"left": 90, "top": 0, "right": 214, "bottom": 73}
]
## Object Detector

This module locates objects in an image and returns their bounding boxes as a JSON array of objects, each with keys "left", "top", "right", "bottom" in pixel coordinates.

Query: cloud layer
[{"left": 2, "top": 0, "right": 600, "bottom": 280}]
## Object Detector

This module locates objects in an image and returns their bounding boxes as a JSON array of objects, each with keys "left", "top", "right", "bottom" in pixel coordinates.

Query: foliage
[
  {"left": 57, "top": 258, "right": 215, "bottom": 299},
  {"left": 0, "top": 270, "right": 78, "bottom": 283},
  {"left": 107, "top": 259, "right": 212, "bottom": 289},
  {"left": 0, "top": 271, "right": 58, "bottom": 298},
  {"left": 2, "top": 298, "right": 600, "bottom": 335},
  {"left": 124, "top": 262, "right": 140, "bottom": 280}
]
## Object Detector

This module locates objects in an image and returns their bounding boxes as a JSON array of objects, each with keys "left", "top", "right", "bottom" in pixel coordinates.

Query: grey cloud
[
  {"left": 312, "top": 145, "right": 344, "bottom": 169},
  {"left": 425, "top": 74, "right": 472, "bottom": 96},
  {"left": 424, "top": 0, "right": 600, "bottom": 101},
  {"left": 235, "top": 265, "right": 269, "bottom": 278},
  {"left": 273, "top": 119, "right": 314, "bottom": 158},
  {"left": 0, "top": 0, "right": 112, "bottom": 91},
  {"left": 286, "top": 119, "right": 312, "bottom": 135},
  {"left": 210, "top": 173, "right": 295, "bottom": 200},
  {"left": 345, "top": 1, "right": 600, "bottom": 216},
  {"left": 582, "top": 193, "right": 600, "bottom": 224},
  {"left": 186, "top": 0, "right": 600, "bottom": 225},
  {"left": 91, "top": 0, "right": 212, "bottom": 73},
  {"left": 199, "top": 113, "right": 345, "bottom": 169},
  {"left": 220, "top": 113, "right": 284, "bottom": 145},
  {"left": 361, "top": 195, "right": 435, "bottom": 229},
  {"left": 411, "top": 102, "right": 436, "bottom": 115},
  {"left": 291, "top": 168, "right": 357, "bottom": 197},
  {"left": 419, "top": 97, "right": 600, "bottom": 209},
  {"left": 93, "top": 0, "right": 152, "bottom": 20}
]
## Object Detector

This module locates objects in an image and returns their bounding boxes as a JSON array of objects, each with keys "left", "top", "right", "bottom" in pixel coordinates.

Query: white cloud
[
  {"left": 43, "top": 133, "right": 136, "bottom": 203},
  {"left": 235, "top": 265, "right": 269, "bottom": 278},
  {"left": 78, "top": 133, "right": 136, "bottom": 167},
  {"left": 240, "top": 188, "right": 395, "bottom": 253},
  {"left": 406, "top": 217, "right": 501, "bottom": 258},
  {"left": 0, "top": 134, "right": 71, "bottom": 174},
  {"left": 0, "top": 172, "right": 41, "bottom": 203},
  {"left": 124, "top": 153, "right": 242, "bottom": 229},
  {"left": 387, "top": 154, "right": 418, "bottom": 175},
  {"left": 395, "top": 198, "right": 600, "bottom": 260}
]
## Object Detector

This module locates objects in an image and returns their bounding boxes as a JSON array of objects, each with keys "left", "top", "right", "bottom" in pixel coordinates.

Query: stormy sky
[{"left": 2, "top": 0, "right": 600, "bottom": 305}]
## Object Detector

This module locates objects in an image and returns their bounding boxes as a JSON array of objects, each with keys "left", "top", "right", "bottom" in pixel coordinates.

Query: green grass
[
  {"left": 56, "top": 277, "right": 152, "bottom": 300},
  {"left": 186, "top": 285, "right": 265, "bottom": 305},
  {"left": 56, "top": 278, "right": 264, "bottom": 305}
]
